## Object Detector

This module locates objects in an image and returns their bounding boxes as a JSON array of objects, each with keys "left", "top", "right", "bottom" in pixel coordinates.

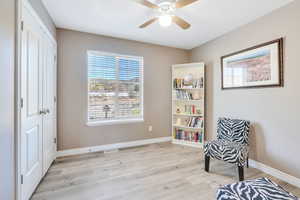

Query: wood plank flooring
[{"left": 31, "top": 143, "right": 300, "bottom": 200}]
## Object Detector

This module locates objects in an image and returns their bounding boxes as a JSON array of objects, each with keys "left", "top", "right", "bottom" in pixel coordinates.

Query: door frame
[{"left": 15, "top": 1, "right": 57, "bottom": 199}]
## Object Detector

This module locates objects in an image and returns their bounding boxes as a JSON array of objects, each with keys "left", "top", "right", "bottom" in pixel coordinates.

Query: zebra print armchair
[{"left": 204, "top": 118, "right": 250, "bottom": 181}]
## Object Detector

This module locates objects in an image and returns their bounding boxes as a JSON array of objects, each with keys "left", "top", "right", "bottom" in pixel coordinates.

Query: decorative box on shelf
[{"left": 172, "top": 63, "right": 205, "bottom": 148}]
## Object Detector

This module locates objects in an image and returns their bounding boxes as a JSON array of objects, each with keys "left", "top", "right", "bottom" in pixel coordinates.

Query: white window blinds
[{"left": 87, "top": 51, "right": 143, "bottom": 123}]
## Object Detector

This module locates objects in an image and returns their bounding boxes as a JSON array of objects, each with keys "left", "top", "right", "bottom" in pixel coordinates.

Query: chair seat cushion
[
  {"left": 204, "top": 140, "right": 248, "bottom": 166},
  {"left": 217, "top": 177, "right": 299, "bottom": 200}
]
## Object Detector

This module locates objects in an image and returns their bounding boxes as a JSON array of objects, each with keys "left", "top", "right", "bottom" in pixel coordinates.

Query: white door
[
  {"left": 20, "top": 8, "right": 44, "bottom": 200},
  {"left": 42, "top": 37, "right": 57, "bottom": 175}
]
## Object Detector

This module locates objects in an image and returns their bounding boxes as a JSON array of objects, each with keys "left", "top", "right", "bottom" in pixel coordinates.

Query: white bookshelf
[{"left": 172, "top": 63, "right": 205, "bottom": 148}]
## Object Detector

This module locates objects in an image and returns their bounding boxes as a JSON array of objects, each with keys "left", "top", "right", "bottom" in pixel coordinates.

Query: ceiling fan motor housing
[
  {"left": 157, "top": 0, "right": 176, "bottom": 15},
  {"left": 136, "top": 0, "right": 192, "bottom": 30}
]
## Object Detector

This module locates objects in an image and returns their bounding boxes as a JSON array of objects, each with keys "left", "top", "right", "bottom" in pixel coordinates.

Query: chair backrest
[{"left": 217, "top": 118, "right": 250, "bottom": 145}]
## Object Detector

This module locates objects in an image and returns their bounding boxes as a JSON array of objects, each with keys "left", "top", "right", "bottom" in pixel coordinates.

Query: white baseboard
[
  {"left": 57, "top": 136, "right": 172, "bottom": 157},
  {"left": 249, "top": 159, "right": 300, "bottom": 188}
]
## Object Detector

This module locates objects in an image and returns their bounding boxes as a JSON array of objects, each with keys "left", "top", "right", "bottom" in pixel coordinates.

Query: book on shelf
[
  {"left": 187, "top": 117, "right": 204, "bottom": 128},
  {"left": 182, "top": 105, "right": 200, "bottom": 115},
  {"left": 175, "top": 90, "right": 201, "bottom": 100},
  {"left": 175, "top": 117, "right": 204, "bottom": 128},
  {"left": 174, "top": 128, "right": 203, "bottom": 143},
  {"left": 173, "top": 78, "right": 204, "bottom": 89}
]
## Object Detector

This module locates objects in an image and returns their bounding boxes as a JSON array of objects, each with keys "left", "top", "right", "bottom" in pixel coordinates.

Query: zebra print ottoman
[{"left": 217, "top": 178, "right": 299, "bottom": 200}]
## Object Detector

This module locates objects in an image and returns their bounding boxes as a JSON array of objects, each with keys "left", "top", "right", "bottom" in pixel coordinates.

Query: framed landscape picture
[{"left": 221, "top": 38, "right": 283, "bottom": 89}]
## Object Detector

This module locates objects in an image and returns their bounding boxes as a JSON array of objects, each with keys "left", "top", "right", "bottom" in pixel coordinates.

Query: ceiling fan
[{"left": 132, "top": 0, "right": 199, "bottom": 29}]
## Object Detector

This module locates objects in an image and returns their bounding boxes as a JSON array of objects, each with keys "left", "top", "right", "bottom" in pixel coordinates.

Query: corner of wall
[{"left": 186, "top": 49, "right": 194, "bottom": 63}]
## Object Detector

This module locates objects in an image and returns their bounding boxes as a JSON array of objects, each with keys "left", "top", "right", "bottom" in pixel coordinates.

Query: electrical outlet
[{"left": 148, "top": 126, "right": 153, "bottom": 132}]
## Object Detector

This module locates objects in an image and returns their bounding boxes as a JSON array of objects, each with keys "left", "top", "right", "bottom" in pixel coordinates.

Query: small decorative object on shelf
[
  {"left": 184, "top": 73, "right": 193, "bottom": 84},
  {"left": 176, "top": 118, "right": 182, "bottom": 126},
  {"left": 172, "top": 63, "right": 205, "bottom": 148}
]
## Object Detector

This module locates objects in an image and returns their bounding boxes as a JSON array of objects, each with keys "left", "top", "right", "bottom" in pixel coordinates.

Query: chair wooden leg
[
  {"left": 205, "top": 155, "right": 210, "bottom": 172},
  {"left": 238, "top": 166, "right": 244, "bottom": 181},
  {"left": 246, "top": 157, "right": 249, "bottom": 168}
]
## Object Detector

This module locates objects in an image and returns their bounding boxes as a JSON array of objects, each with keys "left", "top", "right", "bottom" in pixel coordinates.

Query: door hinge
[
  {"left": 54, "top": 96, "right": 57, "bottom": 103},
  {"left": 21, "top": 175, "right": 24, "bottom": 184},
  {"left": 20, "top": 98, "right": 24, "bottom": 109},
  {"left": 21, "top": 21, "right": 24, "bottom": 31},
  {"left": 54, "top": 138, "right": 57, "bottom": 144}
]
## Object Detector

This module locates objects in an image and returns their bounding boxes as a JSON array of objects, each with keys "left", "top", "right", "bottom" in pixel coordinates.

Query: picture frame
[{"left": 221, "top": 38, "right": 283, "bottom": 89}]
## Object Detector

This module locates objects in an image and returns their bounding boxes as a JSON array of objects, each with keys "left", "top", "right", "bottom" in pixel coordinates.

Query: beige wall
[
  {"left": 57, "top": 29, "right": 189, "bottom": 150},
  {"left": 0, "top": 0, "right": 15, "bottom": 199},
  {"left": 190, "top": 1, "right": 300, "bottom": 178}
]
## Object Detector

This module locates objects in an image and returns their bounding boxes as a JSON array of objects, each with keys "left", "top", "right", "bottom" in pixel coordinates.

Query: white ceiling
[{"left": 42, "top": 0, "right": 293, "bottom": 49}]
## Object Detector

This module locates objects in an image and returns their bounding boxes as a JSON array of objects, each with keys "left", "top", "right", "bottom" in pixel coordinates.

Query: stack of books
[
  {"left": 186, "top": 117, "right": 204, "bottom": 128},
  {"left": 175, "top": 117, "right": 204, "bottom": 128},
  {"left": 183, "top": 105, "right": 199, "bottom": 115},
  {"left": 173, "top": 78, "right": 184, "bottom": 89},
  {"left": 175, "top": 90, "right": 197, "bottom": 100},
  {"left": 173, "top": 78, "right": 204, "bottom": 89},
  {"left": 174, "top": 129, "right": 203, "bottom": 143},
  {"left": 192, "top": 78, "right": 204, "bottom": 88}
]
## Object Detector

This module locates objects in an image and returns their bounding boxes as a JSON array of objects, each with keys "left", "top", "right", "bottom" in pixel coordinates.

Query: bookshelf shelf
[
  {"left": 173, "top": 99, "right": 203, "bottom": 102},
  {"left": 172, "top": 63, "right": 205, "bottom": 148},
  {"left": 173, "top": 113, "right": 203, "bottom": 117},
  {"left": 173, "top": 125, "right": 203, "bottom": 130},
  {"left": 173, "top": 88, "right": 204, "bottom": 90}
]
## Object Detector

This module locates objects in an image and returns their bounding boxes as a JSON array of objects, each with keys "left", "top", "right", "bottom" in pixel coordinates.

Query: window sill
[{"left": 86, "top": 118, "right": 144, "bottom": 126}]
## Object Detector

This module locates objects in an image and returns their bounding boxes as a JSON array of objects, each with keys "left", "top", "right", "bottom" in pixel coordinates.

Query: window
[{"left": 87, "top": 51, "right": 143, "bottom": 125}]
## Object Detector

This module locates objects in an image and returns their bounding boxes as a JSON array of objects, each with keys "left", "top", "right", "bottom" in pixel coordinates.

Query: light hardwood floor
[{"left": 31, "top": 143, "right": 300, "bottom": 200}]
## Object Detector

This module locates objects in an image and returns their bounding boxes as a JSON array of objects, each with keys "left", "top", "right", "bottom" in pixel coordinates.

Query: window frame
[{"left": 86, "top": 50, "right": 144, "bottom": 126}]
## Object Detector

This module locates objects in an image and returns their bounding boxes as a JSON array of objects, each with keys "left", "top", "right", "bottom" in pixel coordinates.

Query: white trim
[
  {"left": 172, "top": 62, "right": 205, "bottom": 68},
  {"left": 86, "top": 50, "right": 144, "bottom": 124},
  {"left": 87, "top": 50, "right": 143, "bottom": 61},
  {"left": 249, "top": 159, "right": 300, "bottom": 188},
  {"left": 172, "top": 139, "right": 203, "bottom": 148},
  {"left": 57, "top": 137, "right": 172, "bottom": 157},
  {"left": 16, "top": 1, "right": 22, "bottom": 200},
  {"left": 22, "top": 0, "right": 56, "bottom": 46},
  {"left": 86, "top": 118, "right": 144, "bottom": 126}
]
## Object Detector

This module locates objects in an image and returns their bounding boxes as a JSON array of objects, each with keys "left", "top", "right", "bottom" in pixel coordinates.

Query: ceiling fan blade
[
  {"left": 131, "top": 0, "right": 159, "bottom": 9},
  {"left": 172, "top": 16, "right": 191, "bottom": 29},
  {"left": 139, "top": 18, "right": 158, "bottom": 28},
  {"left": 175, "top": 0, "right": 199, "bottom": 8}
]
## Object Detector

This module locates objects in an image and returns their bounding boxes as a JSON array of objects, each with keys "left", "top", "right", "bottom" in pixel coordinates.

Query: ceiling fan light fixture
[
  {"left": 159, "top": 15, "right": 172, "bottom": 27},
  {"left": 135, "top": 0, "right": 195, "bottom": 29}
]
